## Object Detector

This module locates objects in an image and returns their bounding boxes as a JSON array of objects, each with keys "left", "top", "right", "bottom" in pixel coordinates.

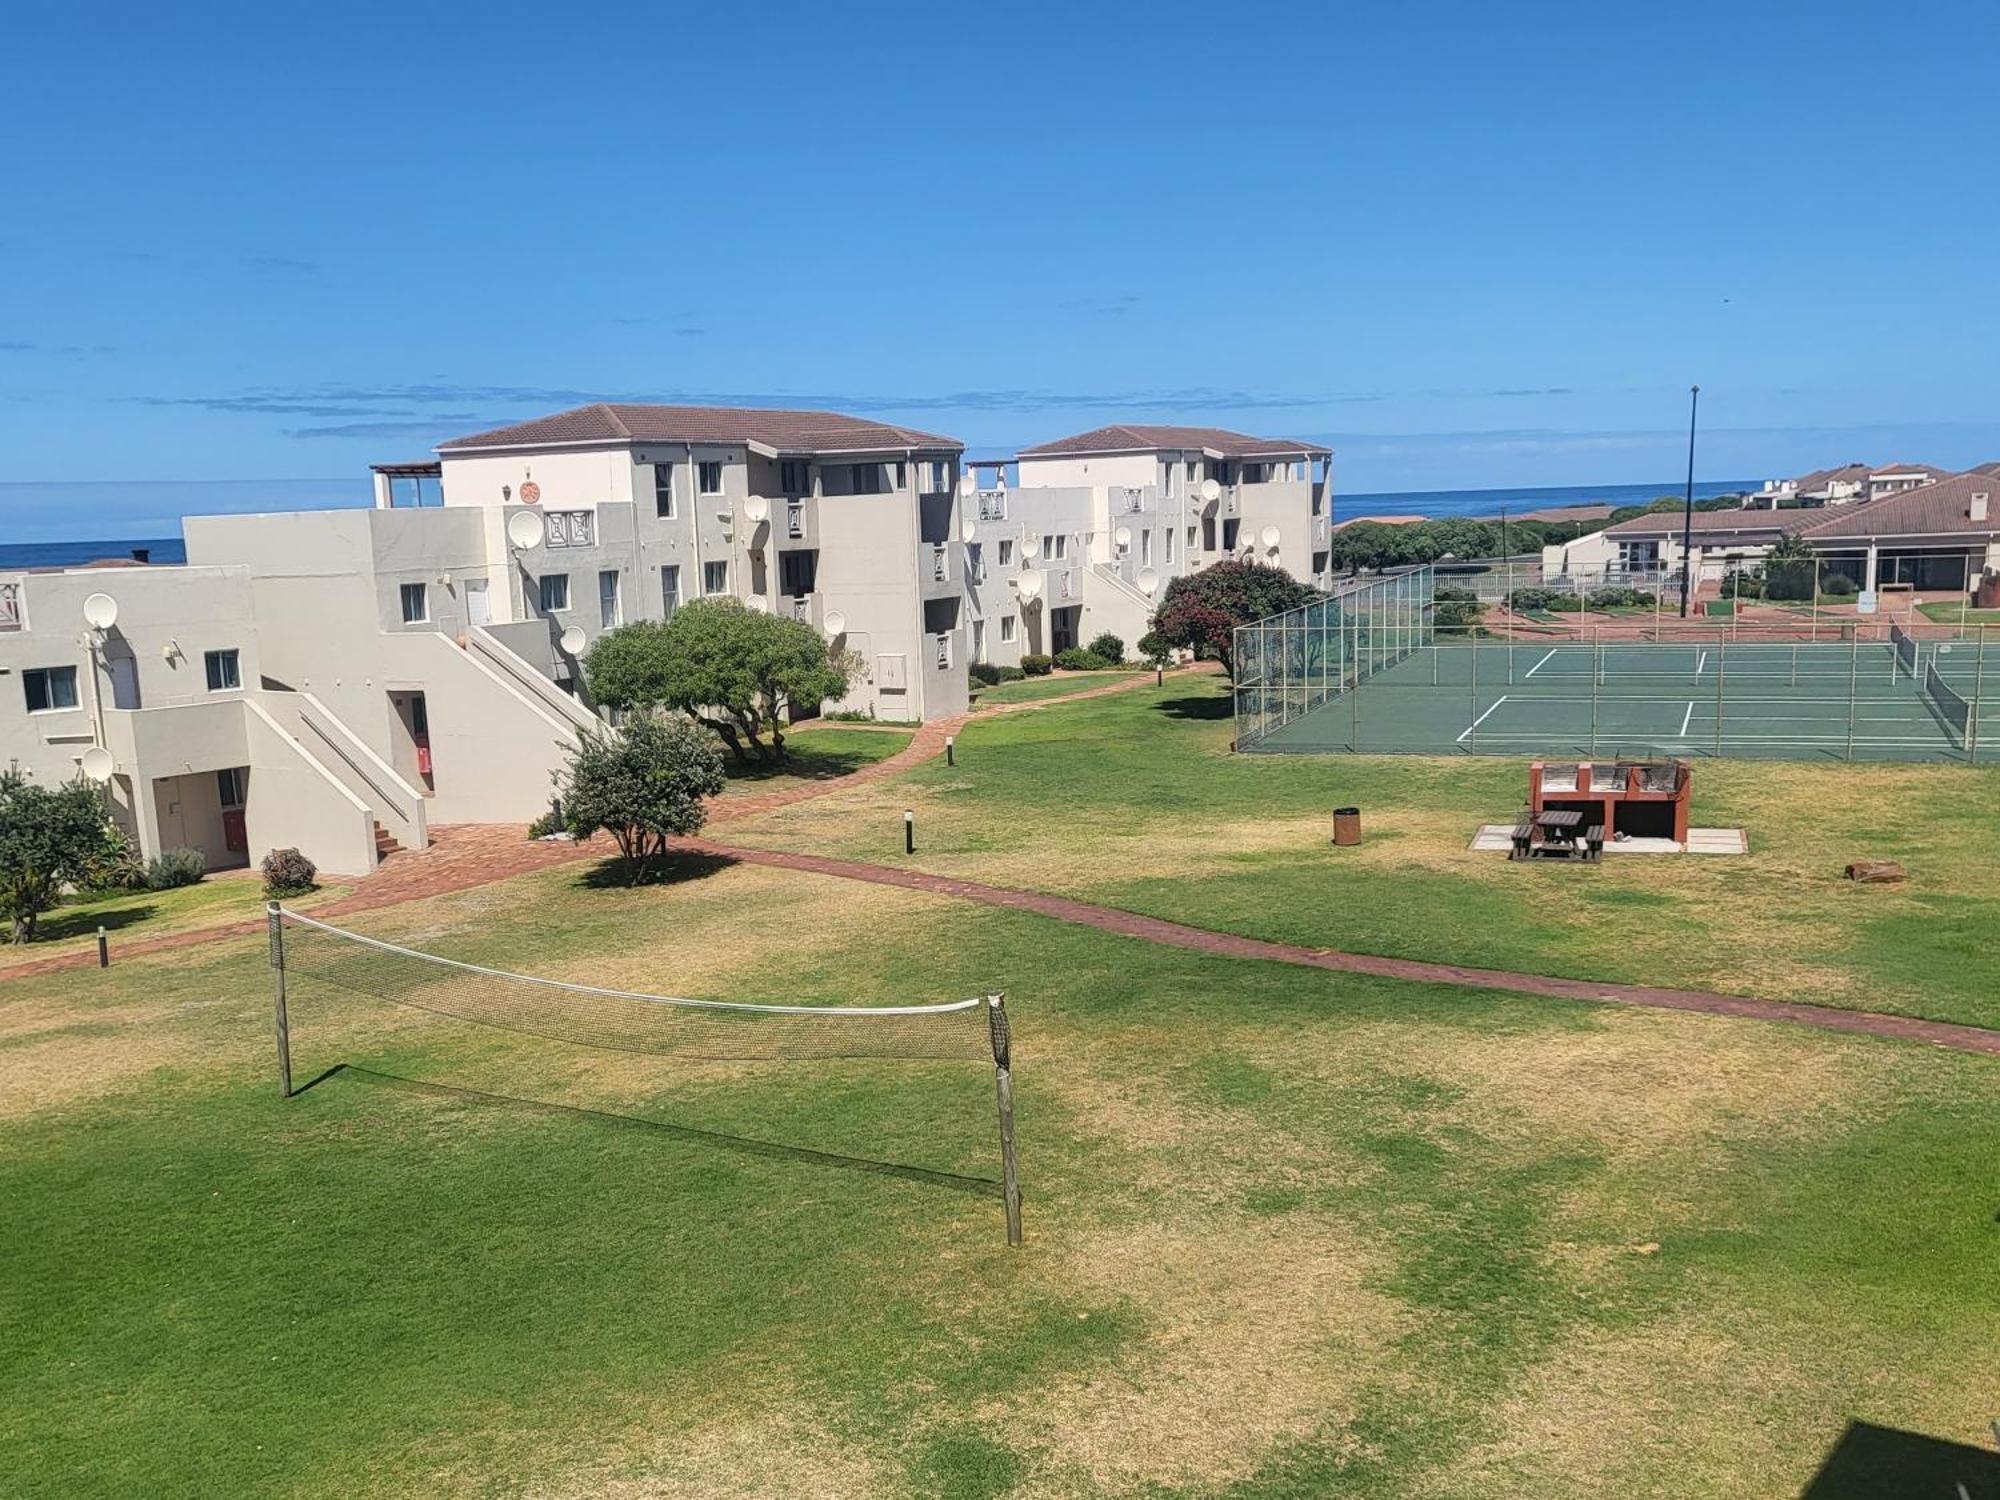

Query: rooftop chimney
[
  {"left": 130, "top": 547, "right": 150, "bottom": 564},
  {"left": 1973, "top": 492, "right": 1990, "bottom": 524}
]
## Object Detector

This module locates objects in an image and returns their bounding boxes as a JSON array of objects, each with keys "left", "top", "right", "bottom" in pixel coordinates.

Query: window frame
[
  {"left": 538, "top": 573, "right": 571, "bottom": 614},
  {"left": 23, "top": 664, "right": 79, "bottom": 713},
  {"left": 204, "top": 648, "right": 242, "bottom": 693},
  {"left": 999, "top": 614, "right": 1016, "bottom": 643},
  {"left": 697, "top": 460, "right": 725, "bottom": 496},
  {"left": 654, "top": 464, "right": 676, "bottom": 518},
  {"left": 661, "top": 564, "right": 682, "bottom": 616},
  {"left": 702, "top": 560, "right": 729, "bottom": 596},
  {"left": 598, "top": 569, "right": 622, "bottom": 628},
  {"left": 399, "top": 581, "right": 429, "bottom": 624}
]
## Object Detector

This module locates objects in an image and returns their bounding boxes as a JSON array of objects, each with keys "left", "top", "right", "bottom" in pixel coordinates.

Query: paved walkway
[{"left": 674, "top": 838, "right": 2000, "bottom": 1059}]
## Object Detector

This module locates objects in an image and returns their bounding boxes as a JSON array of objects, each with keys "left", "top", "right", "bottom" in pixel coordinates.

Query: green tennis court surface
[{"left": 1244, "top": 640, "right": 1996, "bottom": 763}]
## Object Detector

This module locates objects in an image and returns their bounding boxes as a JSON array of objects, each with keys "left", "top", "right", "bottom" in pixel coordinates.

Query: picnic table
[{"left": 1510, "top": 809, "right": 1604, "bottom": 863}]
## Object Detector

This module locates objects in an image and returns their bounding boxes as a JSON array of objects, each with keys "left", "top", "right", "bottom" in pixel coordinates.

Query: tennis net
[
  {"left": 275, "top": 909, "right": 995, "bottom": 1063},
  {"left": 1890, "top": 622, "right": 1921, "bottom": 679},
  {"left": 1924, "top": 661, "right": 1972, "bottom": 744}
]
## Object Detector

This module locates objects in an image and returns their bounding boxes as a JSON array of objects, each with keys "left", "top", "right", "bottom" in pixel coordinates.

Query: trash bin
[{"left": 1332, "top": 807, "right": 1362, "bottom": 846}]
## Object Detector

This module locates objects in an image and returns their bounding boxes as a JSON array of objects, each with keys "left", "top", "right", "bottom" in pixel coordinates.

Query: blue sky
[{"left": 4, "top": 0, "right": 1997, "bottom": 537}]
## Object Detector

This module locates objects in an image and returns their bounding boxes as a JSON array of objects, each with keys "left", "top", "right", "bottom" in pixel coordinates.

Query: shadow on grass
[
  {"left": 32, "top": 902, "right": 163, "bottom": 943},
  {"left": 1155, "top": 693, "right": 1232, "bottom": 721},
  {"left": 295, "top": 1062, "right": 1001, "bottom": 1199},
  {"left": 574, "top": 848, "right": 739, "bottom": 890},
  {"left": 1798, "top": 1418, "right": 2000, "bottom": 1498},
  {"left": 722, "top": 744, "right": 897, "bottom": 786}
]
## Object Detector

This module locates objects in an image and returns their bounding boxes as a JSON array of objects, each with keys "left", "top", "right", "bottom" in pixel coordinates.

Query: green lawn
[
  {"left": 714, "top": 725, "right": 913, "bottom": 797},
  {"left": 3, "top": 850, "right": 1994, "bottom": 1496},
  {"left": 721, "top": 673, "right": 2000, "bottom": 1031},
  {"left": 969, "top": 670, "right": 1137, "bottom": 705},
  {"left": 11, "top": 874, "right": 349, "bottom": 964},
  {"left": 1918, "top": 600, "right": 2000, "bottom": 626}
]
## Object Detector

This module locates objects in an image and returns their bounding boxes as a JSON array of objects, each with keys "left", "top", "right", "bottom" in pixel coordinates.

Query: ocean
[{"left": 0, "top": 478, "right": 1757, "bottom": 571}]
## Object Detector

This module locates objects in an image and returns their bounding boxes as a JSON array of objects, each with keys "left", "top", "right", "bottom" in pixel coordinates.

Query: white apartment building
[{"left": 962, "top": 424, "right": 1333, "bottom": 666}]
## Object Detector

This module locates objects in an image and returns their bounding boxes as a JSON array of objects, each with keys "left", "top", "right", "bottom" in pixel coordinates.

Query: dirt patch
[
  {"left": 516, "top": 1410, "right": 886, "bottom": 1500},
  {"left": 992, "top": 1214, "right": 1406, "bottom": 1492}
]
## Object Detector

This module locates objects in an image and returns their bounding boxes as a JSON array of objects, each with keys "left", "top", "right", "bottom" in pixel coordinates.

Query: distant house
[
  {"left": 1754, "top": 464, "right": 1872, "bottom": 508},
  {"left": 1866, "top": 463, "right": 1953, "bottom": 502},
  {"left": 1546, "top": 507, "right": 1813, "bottom": 586}
]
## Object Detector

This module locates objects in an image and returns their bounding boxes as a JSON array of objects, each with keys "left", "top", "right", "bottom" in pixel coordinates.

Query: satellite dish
[
  {"left": 78, "top": 745, "right": 115, "bottom": 783},
  {"left": 558, "top": 625, "right": 587, "bottom": 655},
  {"left": 1268, "top": 550, "right": 1281, "bottom": 568},
  {"left": 1137, "top": 567, "right": 1160, "bottom": 596},
  {"left": 506, "top": 509, "right": 547, "bottom": 550},
  {"left": 1260, "top": 525, "right": 1281, "bottom": 549},
  {"left": 747, "top": 596, "right": 771, "bottom": 614},
  {"left": 1016, "top": 570, "right": 1045, "bottom": 603},
  {"left": 1201, "top": 478, "right": 1222, "bottom": 503},
  {"left": 957, "top": 473, "right": 975, "bottom": 497},
  {"left": 742, "top": 496, "right": 769, "bottom": 525},
  {"left": 1021, "top": 533, "right": 1042, "bottom": 561},
  {"left": 823, "top": 609, "right": 847, "bottom": 637},
  {"left": 1114, "top": 525, "right": 1132, "bottom": 549},
  {"left": 82, "top": 592, "right": 119, "bottom": 630},
  {"left": 960, "top": 515, "right": 977, "bottom": 543}
]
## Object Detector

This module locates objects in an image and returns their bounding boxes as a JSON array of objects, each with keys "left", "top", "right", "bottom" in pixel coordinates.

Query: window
[
  {"left": 966, "top": 541, "right": 983, "bottom": 583},
  {"left": 698, "top": 461, "right": 725, "bottom": 496},
  {"left": 1165, "top": 528, "right": 1177, "bottom": 565},
  {"left": 1051, "top": 534, "right": 1067, "bottom": 561},
  {"left": 925, "top": 459, "right": 949, "bottom": 492},
  {"left": 1185, "top": 459, "right": 1197, "bottom": 483},
  {"left": 893, "top": 461, "right": 907, "bottom": 490},
  {"left": 1141, "top": 530, "right": 1153, "bottom": 566},
  {"left": 216, "top": 767, "right": 246, "bottom": 807},
  {"left": 1201, "top": 517, "right": 1216, "bottom": 551},
  {"left": 703, "top": 560, "right": 728, "bottom": 595},
  {"left": 661, "top": 565, "right": 681, "bottom": 616},
  {"left": 399, "top": 582, "right": 429, "bottom": 623},
  {"left": 997, "top": 538, "right": 1014, "bottom": 567},
  {"left": 972, "top": 619, "right": 986, "bottom": 662},
  {"left": 204, "top": 649, "right": 241, "bottom": 692},
  {"left": 654, "top": 465, "right": 676, "bottom": 518},
  {"left": 599, "top": 569, "right": 621, "bottom": 628},
  {"left": 999, "top": 614, "right": 1016, "bottom": 643},
  {"left": 849, "top": 462, "right": 886, "bottom": 495},
  {"left": 22, "top": 665, "right": 78, "bottom": 712},
  {"left": 1243, "top": 462, "right": 1269, "bottom": 485},
  {"left": 539, "top": 574, "right": 570, "bottom": 614},
  {"left": 1165, "top": 463, "right": 1179, "bottom": 498},
  {"left": 1221, "top": 519, "right": 1240, "bottom": 551},
  {"left": 780, "top": 460, "right": 809, "bottom": 495}
]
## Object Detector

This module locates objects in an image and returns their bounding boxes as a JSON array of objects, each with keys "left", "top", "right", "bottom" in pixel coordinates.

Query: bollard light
[
  {"left": 946, "top": 735, "right": 955, "bottom": 767},
  {"left": 97, "top": 925, "right": 109, "bottom": 969},
  {"left": 904, "top": 808, "right": 916, "bottom": 854}
]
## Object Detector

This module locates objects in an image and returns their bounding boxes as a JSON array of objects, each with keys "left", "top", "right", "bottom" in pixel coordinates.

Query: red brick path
[{"left": 675, "top": 838, "right": 2000, "bottom": 1059}]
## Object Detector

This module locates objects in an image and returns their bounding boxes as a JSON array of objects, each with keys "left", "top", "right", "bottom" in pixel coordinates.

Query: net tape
[
  {"left": 1891, "top": 623, "right": 1920, "bottom": 678},
  {"left": 1924, "top": 661, "right": 1972, "bottom": 740},
  {"left": 276, "top": 910, "right": 996, "bottom": 1064}
]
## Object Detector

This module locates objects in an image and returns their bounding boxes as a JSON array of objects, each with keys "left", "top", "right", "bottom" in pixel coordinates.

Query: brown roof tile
[
  {"left": 1601, "top": 506, "right": 1816, "bottom": 540},
  {"left": 437, "top": 403, "right": 961, "bottom": 455},
  {"left": 1801, "top": 473, "right": 2000, "bottom": 540},
  {"left": 1017, "top": 423, "right": 1331, "bottom": 461}
]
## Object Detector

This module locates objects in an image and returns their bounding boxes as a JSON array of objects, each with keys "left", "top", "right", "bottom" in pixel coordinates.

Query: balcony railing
[
  {"left": 545, "top": 510, "right": 596, "bottom": 548},
  {"left": 930, "top": 544, "right": 951, "bottom": 584},
  {"left": 786, "top": 500, "right": 806, "bottom": 540},
  {"left": 977, "top": 490, "right": 1008, "bottom": 522},
  {"left": 1112, "top": 486, "right": 1147, "bottom": 514},
  {"left": 934, "top": 631, "right": 953, "bottom": 670},
  {"left": 783, "top": 593, "right": 813, "bottom": 622},
  {"left": 0, "top": 581, "right": 21, "bottom": 632}
]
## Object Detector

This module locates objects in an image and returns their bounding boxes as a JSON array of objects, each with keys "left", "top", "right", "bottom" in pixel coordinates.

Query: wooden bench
[
  {"left": 1584, "top": 824, "right": 1605, "bottom": 862},
  {"left": 1510, "top": 822, "right": 1535, "bottom": 860}
]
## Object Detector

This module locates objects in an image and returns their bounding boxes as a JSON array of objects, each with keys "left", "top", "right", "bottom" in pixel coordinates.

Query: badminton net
[
  {"left": 1923, "top": 661, "right": 1972, "bottom": 744},
  {"left": 275, "top": 909, "right": 996, "bottom": 1064},
  {"left": 1890, "top": 622, "right": 1921, "bottom": 679}
]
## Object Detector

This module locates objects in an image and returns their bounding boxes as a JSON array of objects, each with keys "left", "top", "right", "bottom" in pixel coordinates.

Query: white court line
[
  {"left": 1678, "top": 701, "right": 1695, "bottom": 737},
  {"left": 1694, "top": 650, "right": 1709, "bottom": 679},
  {"left": 1457, "top": 694, "right": 1511, "bottom": 742},
  {"left": 1522, "top": 649, "right": 1557, "bottom": 678}
]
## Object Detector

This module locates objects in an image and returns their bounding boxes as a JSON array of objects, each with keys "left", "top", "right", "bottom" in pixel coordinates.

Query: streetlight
[{"left": 1678, "top": 385, "right": 1700, "bottom": 619}]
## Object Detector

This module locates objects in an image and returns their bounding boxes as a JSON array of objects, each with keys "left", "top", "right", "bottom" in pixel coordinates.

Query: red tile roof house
[{"left": 1544, "top": 475, "right": 2000, "bottom": 602}]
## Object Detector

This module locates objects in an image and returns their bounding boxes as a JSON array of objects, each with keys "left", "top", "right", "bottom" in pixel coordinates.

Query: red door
[{"left": 222, "top": 809, "right": 247, "bottom": 853}]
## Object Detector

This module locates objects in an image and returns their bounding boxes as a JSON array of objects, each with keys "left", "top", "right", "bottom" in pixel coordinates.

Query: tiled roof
[
  {"left": 1017, "top": 423, "right": 1332, "bottom": 460},
  {"left": 1968, "top": 461, "right": 2000, "bottom": 478},
  {"left": 1867, "top": 462, "right": 1952, "bottom": 483},
  {"left": 1800, "top": 473, "right": 2000, "bottom": 539},
  {"left": 1792, "top": 463, "right": 1871, "bottom": 491},
  {"left": 1602, "top": 506, "right": 1815, "bottom": 539},
  {"left": 438, "top": 403, "right": 962, "bottom": 454}
]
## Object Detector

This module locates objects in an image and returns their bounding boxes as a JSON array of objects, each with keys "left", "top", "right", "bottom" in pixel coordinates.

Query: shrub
[
  {"left": 144, "top": 848, "right": 206, "bottom": 891},
  {"left": 1085, "top": 632, "right": 1125, "bottom": 663},
  {"left": 1, "top": 770, "right": 125, "bottom": 942},
  {"left": 996, "top": 665, "right": 1025, "bottom": 682},
  {"left": 820, "top": 708, "right": 877, "bottom": 722},
  {"left": 1020, "top": 654, "right": 1054, "bottom": 676},
  {"left": 1432, "top": 585, "right": 1479, "bottom": 603},
  {"left": 556, "top": 710, "right": 727, "bottom": 879},
  {"left": 526, "top": 804, "right": 565, "bottom": 839},
  {"left": 1148, "top": 561, "right": 1316, "bottom": 679},
  {"left": 1433, "top": 599, "right": 1483, "bottom": 629},
  {"left": 77, "top": 831, "right": 147, "bottom": 898},
  {"left": 1054, "top": 647, "right": 1112, "bottom": 671},
  {"left": 260, "top": 847, "right": 318, "bottom": 899},
  {"left": 1821, "top": 574, "right": 1858, "bottom": 597},
  {"left": 1586, "top": 585, "right": 1661, "bottom": 608},
  {"left": 969, "top": 662, "right": 1005, "bottom": 686}
]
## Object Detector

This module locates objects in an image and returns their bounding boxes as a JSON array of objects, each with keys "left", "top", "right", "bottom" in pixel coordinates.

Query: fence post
[
  {"left": 987, "top": 995, "right": 1022, "bottom": 1247},
  {"left": 1713, "top": 636, "right": 1726, "bottom": 756},
  {"left": 268, "top": 902, "right": 292, "bottom": 1100},
  {"left": 1846, "top": 632, "right": 1860, "bottom": 760},
  {"left": 1971, "top": 630, "right": 1987, "bottom": 763}
]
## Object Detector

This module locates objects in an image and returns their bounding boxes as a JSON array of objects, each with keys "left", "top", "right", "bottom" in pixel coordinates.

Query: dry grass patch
[
  {"left": 991, "top": 1214, "right": 1407, "bottom": 1495},
  {"left": 523, "top": 1409, "right": 888, "bottom": 1500}
]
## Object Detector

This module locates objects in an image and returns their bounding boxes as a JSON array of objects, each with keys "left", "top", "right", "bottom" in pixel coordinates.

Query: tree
[
  {"left": 584, "top": 600, "right": 855, "bottom": 765},
  {"left": 1762, "top": 533, "right": 1819, "bottom": 602},
  {"left": 555, "top": 710, "right": 726, "bottom": 878},
  {"left": 0, "top": 770, "right": 121, "bottom": 944},
  {"left": 1148, "top": 560, "right": 1317, "bottom": 680}
]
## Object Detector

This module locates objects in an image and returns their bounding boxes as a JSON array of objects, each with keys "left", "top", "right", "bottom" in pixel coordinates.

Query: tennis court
[{"left": 1234, "top": 570, "right": 1996, "bottom": 763}]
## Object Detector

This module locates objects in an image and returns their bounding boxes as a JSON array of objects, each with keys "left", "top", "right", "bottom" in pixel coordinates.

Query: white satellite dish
[
  {"left": 78, "top": 745, "right": 115, "bottom": 783},
  {"left": 957, "top": 472, "right": 975, "bottom": 497},
  {"left": 82, "top": 592, "right": 119, "bottom": 630},
  {"left": 558, "top": 625, "right": 587, "bottom": 655},
  {"left": 1016, "top": 570, "right": 1045, "bottom": 603},
  {"left": 960, "top": 514, "right": 977, "bottom": 543},
  {"left": 1114, "top": 525, "right": 1132, "bottom": 549},
  {"left": 1260, "top": 525, "right": 1281, "bottom": 549},
  {"left": 506, "top": 509, "right": 547, "bottom": 550},
  {"left": 1201, "top": 478, "right": 1222, "bottom": 503},
  {"left": 1021, "top": 532, "right": 1042, "bottom": 561},
  {"left": 1137, "top": 566, "right": 1160, "bottom": 596},
  {"left": 747, "top": 595, "right": 771, "bottom": 613},
  {"left": 823, "top": 609, "right": 847, "bottom": 636},
  {"left": 742, "top": 496, "right": 769, "bottom": 525},
  {"left": 1268, "top": 550, "right": 1281, "bottom": 568}
]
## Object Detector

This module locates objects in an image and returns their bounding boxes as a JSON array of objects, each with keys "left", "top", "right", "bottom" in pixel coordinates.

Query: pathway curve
[
  {"left": 0, "top": 667, "right": 1184, "bottom": 985},
  {"left": 675, "top": 837, "right": 2000, "bottom": 1059}
]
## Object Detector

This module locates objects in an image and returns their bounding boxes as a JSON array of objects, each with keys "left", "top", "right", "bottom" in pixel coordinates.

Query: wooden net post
[
  {"left": 268, "top": 902, "right": 293, "bottom": 1100},
  {"left": 987, "top": 995, "right": 1022, "bottom": 1247}
]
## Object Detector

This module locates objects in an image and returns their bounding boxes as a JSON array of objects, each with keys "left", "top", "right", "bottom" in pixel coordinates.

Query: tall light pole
[{"left": 1678, "top": 385, "right": 1701, "bottom": 618}]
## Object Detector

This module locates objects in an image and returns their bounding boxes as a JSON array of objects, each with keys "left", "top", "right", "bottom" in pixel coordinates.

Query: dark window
[
  {"left": 23, "top": 665, "right": 78, "bottom": 712},
  {"left": 539, "top": 574, "right": 570, "bottom": 613},
  {"left": 654, "top": 465, "right": 676, "bottom": 518},
  {"left": 204, "top": 649, "right": 241, "bottom": 692},
  {"left": 399, "top": 582, "right": 428, "bottom": 623},
  {"left": 216, "top": 767, "right": 247, "bottom": 807},
  {"left": 849, "top": 463, "right": 886, "bottom": 495},
  {"left": 698, "top": 461, "right": 724, "bottom": 495}
]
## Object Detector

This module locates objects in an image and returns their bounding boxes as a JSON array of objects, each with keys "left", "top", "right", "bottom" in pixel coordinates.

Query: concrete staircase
[{"left": 373, "top": 821, "right": 403, "bottom": 863}]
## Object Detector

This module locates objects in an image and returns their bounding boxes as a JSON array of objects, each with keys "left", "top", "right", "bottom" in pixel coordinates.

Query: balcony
[
  {"left": 544, "top": 510, "right": 596, "bottom": 548},
  {"left": 933, "top": 630, "right": 954, "bottom": 671},
  {"left": 0, "top": 579, "right": 22, "bottom": 632},
  {"left": 976, "top": 490, "right": 1008, "bottom": 523},
  {"left": 1111, "top": 486, "right": 1149, "bottom": 515},
  {"left": 767, "top": 494, "right": 817, "bottom": 547},
  {"left": 781, "top": 592, "right": 822, "bottom": 629}
]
